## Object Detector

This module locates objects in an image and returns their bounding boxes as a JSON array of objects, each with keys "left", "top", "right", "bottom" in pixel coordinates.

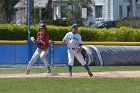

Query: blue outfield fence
[
  {"left": 0, "top": 44, "right": 29, "bottom": 64},
  {"left": 0, "top": 40, "right": 68, "bottom": 65},
  {"left": 1, "top": 41, "right": 140, "bottom": 66}
]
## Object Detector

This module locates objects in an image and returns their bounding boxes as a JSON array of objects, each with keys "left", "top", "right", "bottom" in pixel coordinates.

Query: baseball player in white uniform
[{"left": 63, "top": 23, "right": 93, "bottom": 77}]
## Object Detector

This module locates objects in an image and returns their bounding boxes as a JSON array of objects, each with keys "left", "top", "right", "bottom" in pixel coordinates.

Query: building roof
[
  {"left": 14, "top": 0, "right": 70, "bottom": 9},
  {"left": 14, "top": 0, "right": 27, "bottom": 9},
  {"left": 52, "top": 0, "right": 70, "bottom": 1},
  {"left": 14, "top": 0, "right": 49, "bottom": 9}
]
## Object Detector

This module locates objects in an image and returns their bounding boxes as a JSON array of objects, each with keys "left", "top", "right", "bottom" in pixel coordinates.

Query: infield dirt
[{"left": 0, "top": 71, "right": 140, "bottom": 78}]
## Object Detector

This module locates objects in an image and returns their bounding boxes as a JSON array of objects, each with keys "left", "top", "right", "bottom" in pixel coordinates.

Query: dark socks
[
  {"left": 68, "top": 65, "right": 72, "bottom": 73},
  {"left": 84, "top": 63, "right": 90, "bottom": 72}
]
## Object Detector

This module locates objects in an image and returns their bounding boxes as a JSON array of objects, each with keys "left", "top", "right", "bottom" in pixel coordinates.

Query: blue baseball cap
[
  {"left": 39, "top": 23, "right": 46, "bottom": 28},
  {"left": 72, "top": 23, "right": 78, "bottom": 28}
]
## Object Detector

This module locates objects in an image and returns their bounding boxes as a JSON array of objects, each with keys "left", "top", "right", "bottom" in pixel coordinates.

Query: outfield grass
[{"left": 0, "top": 66, "right": 140, "bottom": 93}]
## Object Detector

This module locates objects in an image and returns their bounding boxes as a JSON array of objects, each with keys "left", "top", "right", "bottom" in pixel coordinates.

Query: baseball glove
[{"left": 77, "top": 47, "right": 82, "bottom": 53}]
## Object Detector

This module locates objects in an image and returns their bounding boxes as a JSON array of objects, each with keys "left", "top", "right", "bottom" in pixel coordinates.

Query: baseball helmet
[
  {"left": 39, "top": 23, "right": 46, "bottom": 28},
  {"left": 72, "top": 23, "right": 78, "bottom": 28}
]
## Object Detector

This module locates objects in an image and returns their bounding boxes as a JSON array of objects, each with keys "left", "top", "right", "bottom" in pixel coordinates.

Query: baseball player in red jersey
[{"left": 26, "top": 23, "right": 51, "bottom": 74}]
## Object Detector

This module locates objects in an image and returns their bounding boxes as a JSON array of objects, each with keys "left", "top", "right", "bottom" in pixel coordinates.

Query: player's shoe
[
  {"left": 88, "top": 71, "right": 93, "bottom": 77},
  {"left": 47, "top": 67, "right": 51, "bottom": 74},
  {"left": 69, "top": 72, "right": 72, "bottom": 77},
  {"left": 25, "top": 70, "right": 30, "bottom": 74},
  {"left": 43, "top": 67, "right": 52, "bottom": 75}
]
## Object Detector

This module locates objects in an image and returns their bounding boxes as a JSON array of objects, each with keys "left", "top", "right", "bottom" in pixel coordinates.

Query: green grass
[
  {"left": 0, "top": 66, "right": 140, "bottom": 74},
  {"left": 0, "top": 78, "right": 140, "bottom": 93},
  {"left": 0, "top": 66, "right": 140, "bottom": 93}
]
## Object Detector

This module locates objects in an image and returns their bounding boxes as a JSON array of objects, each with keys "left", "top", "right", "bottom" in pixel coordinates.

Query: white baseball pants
[
  {"left": 68, "top": 48, "right": 86, "bottom": 66},
  {"left": 27, "top": 48, "right": 49, "bottom": 70}
]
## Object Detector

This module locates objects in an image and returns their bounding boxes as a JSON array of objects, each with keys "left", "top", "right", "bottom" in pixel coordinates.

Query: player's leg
[
  {"left": 26, "top": 48, "right": 41, "bottom": 74},
  {"left": 40, "top": 48, "right": 51, "bottom": 73},
  {"left": 68, "top": 50, "right": 74, "bottom": 77},
  {"left": 75, "top": 52, "right": 93, "bottom": 77}
]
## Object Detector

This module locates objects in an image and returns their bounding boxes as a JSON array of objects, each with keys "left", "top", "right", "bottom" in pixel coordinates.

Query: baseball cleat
[
  {"left": 46, "top": 70, "right": 51, "bottom": 74},
  {"left": 47, "top": 67, "right": 51, "bottom": 74},
  {"left": 69, "top": 72, "right": 72, "bottom": 77},
  {"left": 88, "top": 71, "right": 93, "bottom": 77}
]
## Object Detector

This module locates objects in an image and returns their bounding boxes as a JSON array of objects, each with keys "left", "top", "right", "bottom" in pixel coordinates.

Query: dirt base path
[{"left": 0, "top": 71, "right": 140, "bottom": 78}]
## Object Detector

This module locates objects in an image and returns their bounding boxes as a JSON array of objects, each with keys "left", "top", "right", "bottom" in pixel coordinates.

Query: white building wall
[
  {"left": 104, "top": 0, "right": 114, "bottom": 21},
  {"left": 110, "top": 0, "right": 114, "bottom": 20},
  {"left": 52, "top": 0, "right": 138, "bottom": 27},
  {"left": 92, "top": 0, "right": 104, "bottom": 25},
  {"left": 132, "top": 0, "right": 137, "bottom": 17},
  {"left": 97, "top": 0, "right": 129, "bottom": 21},
  {"left": 113, "top": 0, "right": 122, "bottom": 20},
  {"left": 123, "top": 2, "right": 128, "bottom": 18},
  {"left": 102, "top": 0, "right": 109, "bottom": 21},
  {"left": 90, "top": 0, "right": 115, "bottom": 23},
  {"left": 90, "top": 0, "right": 127, "bottom": 23},
  {"left": 53, "top": 3, "right": 61, "bottom": 20},
  {"left": 136, "top": 0, "right": 140, "bottom": 17}
]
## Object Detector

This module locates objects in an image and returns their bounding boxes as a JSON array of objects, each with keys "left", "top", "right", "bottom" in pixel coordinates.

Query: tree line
[{"left": 0, "top": 0, "right": 93, "bottom": 25}]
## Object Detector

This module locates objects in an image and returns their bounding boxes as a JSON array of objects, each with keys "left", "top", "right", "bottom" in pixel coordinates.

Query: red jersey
[{"left": 36, "top": 32, "right": 49, "bottom": 49}]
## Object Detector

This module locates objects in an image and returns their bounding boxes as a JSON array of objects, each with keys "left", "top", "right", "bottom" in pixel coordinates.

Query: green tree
[
  {"left": 0, "top": 0, "right": 19, "bottom": 23},
  {"left": 0, "top": 0, "right": 7, "bottom": 23},
  {"left": 43, "top": 0, "right": 53, "bottom": 23},
  {"left": 43, "top": 0, "right": 93, "bottom": 25},
  {"left": 69, "top": 0, "right": 94, "bottom": 25},
  {"left": 30, "top": 0, "right": 36, "bottom": 24}
]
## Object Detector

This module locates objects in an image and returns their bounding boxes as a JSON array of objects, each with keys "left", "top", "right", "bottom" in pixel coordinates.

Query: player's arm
[
  {"left": 30, "top": 36, "right": 45, "bottom": 45},
  {"left": 78, "top": 35, "right": 83, "bottom": 47},
  {"left": 35, "top": 40, "right": 45, "bottom": 45},
  {"left": 63, "top": 34, "right": 68, "bottom": 44},
  {"left": 76, "top": 35, "right": 83, "bottom": 53}
]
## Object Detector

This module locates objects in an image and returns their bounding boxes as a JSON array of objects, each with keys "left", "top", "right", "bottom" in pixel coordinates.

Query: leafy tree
[
  {"left": 0, "top": 0, "right": 7, "bottom": 23},
  {"left": 43, "top": 0, "right": 53, "bottom": 23},
  {"left": 42, "top": 0, "right": 93, "bottom": 25},
  {"left": 30, "top": 0, "right": 36, "bottom": 24},
  {"left": 69, "top": 0, "right": 94, "bottom": 25},
  {"left": 0, "top": 0, "right": 19, "bottom": 23}
]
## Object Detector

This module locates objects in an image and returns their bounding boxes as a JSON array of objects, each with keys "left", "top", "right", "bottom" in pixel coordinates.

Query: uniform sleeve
[
  {"left": 78, "top": 35, "right": 82, "bottom": 43},
  {"left": 63, "top": 33, "right": 68, "bottom": 42},
  {"left": 78, "top": 35, "right": 82, "bottom": 46}
]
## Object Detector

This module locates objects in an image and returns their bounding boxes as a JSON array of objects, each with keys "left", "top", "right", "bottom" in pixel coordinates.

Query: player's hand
[
  {"left": 40, "top": 40, "right": 45, "bottom": 45},
  {"left": 30, "top": 36, "right": 35, "bottom": 42},
  {"left": 77, "top": 47, "right": 82, "bottom": 53},
  {"left": 63, "top": 40, "right": 67, "bottom": 44}
]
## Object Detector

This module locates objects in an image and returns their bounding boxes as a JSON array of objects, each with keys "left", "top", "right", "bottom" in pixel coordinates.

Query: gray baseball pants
[{"left": 27, "top": 48, "right": 49, "bottom": 70}]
